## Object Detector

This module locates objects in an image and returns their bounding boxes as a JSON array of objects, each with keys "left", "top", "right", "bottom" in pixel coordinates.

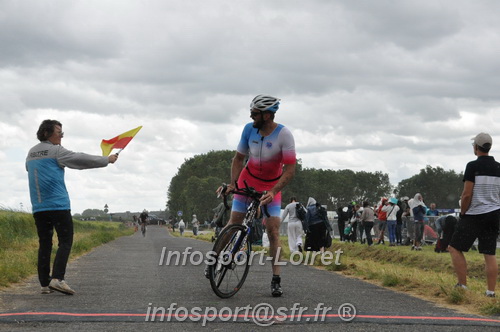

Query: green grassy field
[
  {"left": 0, "top": 210, "right": 134, "bottom": 288},
  {"left": 172, "top": 227, "right": 499, "bottom": 316}
]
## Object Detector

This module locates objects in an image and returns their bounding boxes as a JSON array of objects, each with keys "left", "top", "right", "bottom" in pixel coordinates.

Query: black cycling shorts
[{"left": 449, "top": 209, "right": 500, "bottom": 255}]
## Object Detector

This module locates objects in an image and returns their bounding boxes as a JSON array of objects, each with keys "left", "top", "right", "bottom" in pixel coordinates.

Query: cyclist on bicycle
[
  {"left": 220, "top": 94, "right": 296, "bottom": 297},
  {"left": 139, "top": 209, "right": 148, "bottom": 235}
]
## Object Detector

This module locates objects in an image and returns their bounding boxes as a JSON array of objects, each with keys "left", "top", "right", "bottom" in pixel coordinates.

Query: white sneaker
[
  {"left": 486, "top": 290, "right": 496, "bottom": 298},
  {"left": 49, "top": 279, "right": 75, "bottom": 295},
  {"left": 41, "top": 286, "right": 53, "bottom": 294}
]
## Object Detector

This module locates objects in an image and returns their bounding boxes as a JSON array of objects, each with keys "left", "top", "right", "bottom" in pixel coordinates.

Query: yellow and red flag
[{"left": 101, "top": 126, "right": 142, "bottom": 156}]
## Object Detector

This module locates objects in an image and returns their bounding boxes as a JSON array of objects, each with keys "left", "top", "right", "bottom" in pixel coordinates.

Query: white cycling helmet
[{"left": 250, "top": 95, "right": 280, "bottom": 112}]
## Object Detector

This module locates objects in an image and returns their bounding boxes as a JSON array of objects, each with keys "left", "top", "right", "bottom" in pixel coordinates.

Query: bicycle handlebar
[{"left": 219, "top": 182, "right": 270, "bottom": 218}]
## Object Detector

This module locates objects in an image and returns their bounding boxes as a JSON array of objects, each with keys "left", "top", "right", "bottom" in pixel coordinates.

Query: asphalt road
[{"left": 0, "top": 225, "right": 499, "bottom": 331}]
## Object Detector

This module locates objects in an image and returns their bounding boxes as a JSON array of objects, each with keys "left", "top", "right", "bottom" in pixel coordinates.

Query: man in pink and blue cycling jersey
[{"left": 225, "top": 94, "right": 296, "bottom": 297}]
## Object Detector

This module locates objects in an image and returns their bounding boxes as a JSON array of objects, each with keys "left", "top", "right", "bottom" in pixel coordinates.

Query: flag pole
[{"left": 116, "top": 149, "right": 124, "bottom": 155}]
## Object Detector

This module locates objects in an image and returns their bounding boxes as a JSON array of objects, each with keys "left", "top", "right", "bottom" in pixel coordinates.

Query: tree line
[{"left": 166, "top": 150, "right": 464, "bottom": 222}]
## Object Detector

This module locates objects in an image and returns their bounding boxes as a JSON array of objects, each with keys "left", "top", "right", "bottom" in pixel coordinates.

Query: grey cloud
[
  {"left": 0, "top": 2, "right": 121, "bottom": 67},
  {"left": 341, "top": 1, "right": 463, "bottom": 50}
]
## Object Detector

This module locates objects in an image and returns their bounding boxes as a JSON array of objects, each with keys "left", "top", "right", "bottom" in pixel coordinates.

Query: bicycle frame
[
  {"left": 229, "top": 199, "right": 260, "bottom": 256},
  {"left": 208, "top": 181, "right": 269, "bottom": 298}
]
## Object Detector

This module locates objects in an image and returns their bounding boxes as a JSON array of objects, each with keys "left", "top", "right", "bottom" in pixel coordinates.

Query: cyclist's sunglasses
[{"left": 250, "top": 110, "right": 261, "bottom": 117}]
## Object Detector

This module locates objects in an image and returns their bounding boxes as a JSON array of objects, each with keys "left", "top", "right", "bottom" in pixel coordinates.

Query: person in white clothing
[
  {"left": 382, "top": 198, "right": 400, "bottom": 246},
  {"left": 178, "top": 219, "right": 185, "bottom": 236},
  {"left": 281, "top": 197, "right": 304, "bottom": 252},
  {"left": 191, "top": 214, "right": 199, "bottom": 236}
]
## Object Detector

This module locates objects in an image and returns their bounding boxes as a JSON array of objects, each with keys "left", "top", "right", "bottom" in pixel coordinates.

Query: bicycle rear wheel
[{"left": 208, "top": 224, "right": 251, "bottom": 298}]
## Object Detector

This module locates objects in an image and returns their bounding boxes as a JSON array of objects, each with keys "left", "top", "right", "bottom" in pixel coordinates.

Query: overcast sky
[{"left": 2, "top": 0, "right": 500, "bottom": 215}]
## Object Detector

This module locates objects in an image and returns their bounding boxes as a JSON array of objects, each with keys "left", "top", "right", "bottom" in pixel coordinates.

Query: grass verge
[
  {"left": 0, "top": 210, "right": 134, "bottom": 288},
  {"left": 172, "top": 228, "right": 499, "bottom": 316}
]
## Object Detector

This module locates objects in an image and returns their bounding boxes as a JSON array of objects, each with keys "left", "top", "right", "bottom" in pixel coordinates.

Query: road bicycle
[
  {"left": 141, "top": 223, "right": 146, "bottom": 237},
  {"left": 207, "top": 181, "right": 269, "bottom": 298}
]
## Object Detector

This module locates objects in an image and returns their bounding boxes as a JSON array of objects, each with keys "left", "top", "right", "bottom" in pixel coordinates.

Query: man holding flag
[{"left": 26, "top": 119, "right": 119, "bottom": 295}]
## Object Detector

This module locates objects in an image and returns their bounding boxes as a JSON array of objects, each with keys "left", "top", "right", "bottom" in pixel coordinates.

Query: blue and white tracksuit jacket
[{"left": 26, "top": 141, "right": 109, "bottom": 213}]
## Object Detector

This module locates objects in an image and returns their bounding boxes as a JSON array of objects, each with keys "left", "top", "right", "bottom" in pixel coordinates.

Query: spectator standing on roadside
[
  {"left": 375, "top": 197, "right": 388, "bottom": 244},
  {"left": 304, "top": 197, "right": 328, "bottom": 252},
  {"left": 171, "top": 217, "right": 177, "bottom": 232},
  {"left": 26, "top": 119, "right": 118, "bottom": 295},
  {"left": 359, "top": 201, "right": 375, "bottom": 246},
  {"left": 427, "top": 203, "right": 439, "bottom": 216},
  {"left": 349, "top": 204, "right": 361, "bottom": 242},
  {"left": 395, "top": 199, "right": 405, "bottom": 245},
  {"left": 133, "top": 215, "right": 139, "bottom": 232},
  {"left": 357, "top": 205, "right": 366, "bottom": 244},
  {"left": 402, "top": 196, "right": 413, "bottom": 245},
  {"left": 281, "top": 196, "right": 304, "bottom": 253},
  {"left": 382, "top": 198, "right": 400, "bottom": 246},
  {"left": 426, "top": 202, "right": 439, "bottom": 234},
  {"left": 449, "top": 133, "right": 500, "bottom": 298},
  {"left": 168, "top": 216, "right": 175, "bottom": 231},
  {"left": 191, "top": 214, "right": 199, "bottom": 236},
  {"left": 337, "top": 202, "right": 355, "bottom": 242},
  {"left": 336, "top": 206, "right": 349, "bottom": 242},
  {"left": 178, "top": 219, "right": 185, "bottom": 236},
  {"left": 409, "top": 193, "right": 426, "bottom": 251}
]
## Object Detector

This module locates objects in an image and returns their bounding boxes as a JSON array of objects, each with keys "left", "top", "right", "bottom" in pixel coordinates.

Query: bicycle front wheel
[{"left": 208, "top": 224, "right": 251, "bottom": 298}]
